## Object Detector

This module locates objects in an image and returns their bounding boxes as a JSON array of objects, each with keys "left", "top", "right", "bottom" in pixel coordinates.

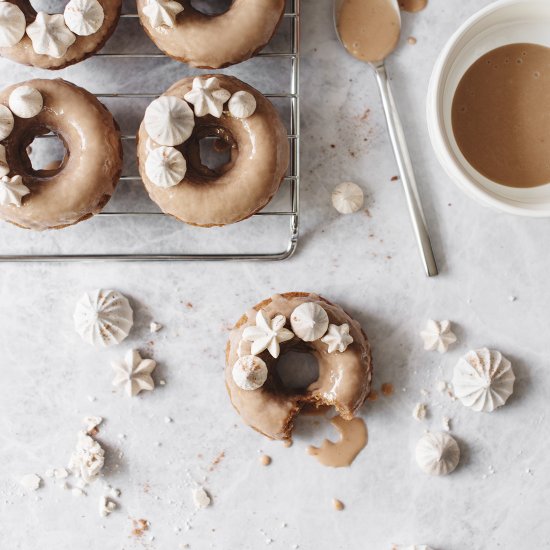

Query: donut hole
[
  {"left": 190, "top": 0, "right": 233, "bottom": 15},
  {"left": 26, "top": 131, "right": 67, "bottom": 176},
  {"left": 275, "top": 351, "right": 320, "bottom": 393},
  {"left": 184, "top": 125, "right": 238, "bottom": 179}
]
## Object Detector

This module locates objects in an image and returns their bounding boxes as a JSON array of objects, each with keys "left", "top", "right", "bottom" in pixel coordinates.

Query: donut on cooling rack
[
  {"left": 136, "top": 74, "right": 289, "bottom": 227},
  {"left": 0, "top": 79, "right": 123, "bottom": 230},
  {"left": 136, "top": 0, "right": 286, "bottom": 68},
  {"left": 225, "top": 292, "right": 373, "bottom": 440},
  {"left": 0, "top": 0, "right": 122, "bottom": 70}
]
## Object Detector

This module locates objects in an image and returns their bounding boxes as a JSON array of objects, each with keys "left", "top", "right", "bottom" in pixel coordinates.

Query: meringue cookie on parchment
[
  {"left": 112, "top": 349, "right": 157, "bottom": 397},
  {"left": 228, "top": 91, "right": 257, "bottom": 119},
  {"left": 145, "top": 145, "right": 186, "bottom": 188},
  {"left": 184, "top": 77, "right": 231, "bottom": 118},
  {"left": 64, "top": 0, "right": 105, "bottom": 36},
  {"left": 73, "top": 289, "right": 134, "bottom": 347},
  {"left": 0, "top": 175, "right": 30, "bottom": 207},
  {"left": 144, "top": 95, "right": 195, "bottom": 146},
  {"left": 290, "top": 302, "right": 329, "bottom": 342},
  {"left": 332, "top": 182, "right": 364, "bottom": 214},
  {"left": 415, "top": 431, "right": 460, "bottom": 476},
  {"left": 9, "top": 86, "right": 43, "bottom": 118},
  {"left": 420, "top": 319, "right": 457, "bottom": 353},
  {"left": 232, "top": 355, "right": 268, "bottom": 391},
  {"left": 452, "top": 348, "right": 515, "bottom": 412},
  {"left": 26, "top": 12, "right": 76, "bottom": 58},
  {"left": 0, "top": 1, "right": 26, "bottom": 47}
]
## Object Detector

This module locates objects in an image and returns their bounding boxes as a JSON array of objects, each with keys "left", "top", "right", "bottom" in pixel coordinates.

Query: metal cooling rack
[{"left": 0, "top": 0, "right": 300, "bottom": 262}]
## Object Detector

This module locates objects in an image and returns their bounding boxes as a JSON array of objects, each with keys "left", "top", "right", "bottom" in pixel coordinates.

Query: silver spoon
[{"left": 334, "top": 0, "right": 438, "bottom": 277}]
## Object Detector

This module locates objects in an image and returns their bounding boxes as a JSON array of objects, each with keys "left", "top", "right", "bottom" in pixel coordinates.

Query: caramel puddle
[
  {"left": 399, "top": 0, "right": 427, "bottom": 12},
  {"left": 306, "top": 416, "right": 368, "bottom": 467}
]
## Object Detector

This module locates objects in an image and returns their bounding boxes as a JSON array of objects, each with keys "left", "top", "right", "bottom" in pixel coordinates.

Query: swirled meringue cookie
[
  {"left": 321, "top": 323, "right": 353, "bottom": 353},
  {"left": 184, "top": 77, "right": 231, "bottom": 118},
  {"left": 8, "top": 86, "right": 43, "bottom": 119},
  {"left": 0, "top": 145, "right": 8, "bottom": 178},
  {"left": 228, "top": 91, "right": 257, "bottom": 119},
  {"left": 420, "top": 319, "right": 457, "bottom": 353},
  {"left": 142, "top": 0, "right": 183, "bottom": 29},
  {"left": 64, "top": 0, "right": 105, "bottom": 36},
  {"left": 0, "top": 104, "right": 14, "bottom": 140},
  {"left": 332, "top": 182, "right": 364, "bottom": 214},
  {"left": 290, "top": 302, "right": 329, "bottom": 342},
  {"left": 452, "top": 348, "right": 515, "bottom": 412},
  {"left": 232, "top": 355, "right": 268, "bottom": 391},
  {"left": 145, "top": 145, "right": 186, "bottom": 188},
  {"left": 415, "top": 431, "right": 460, "bottom": 476},
  {"left": 26, "top": 13, "right": 77, "bottom": 58},
  {"left": 0, "top": 1, "right": 26, "bottom": 47},
  {"left": 144, "top": 95, "right": 195, "bottom": 146},
  {"left": 74, "top": 289, "right": 134, "bottom": 347},
  {"left": 0, "top": 175, "right": 30, "bottom": 207}
]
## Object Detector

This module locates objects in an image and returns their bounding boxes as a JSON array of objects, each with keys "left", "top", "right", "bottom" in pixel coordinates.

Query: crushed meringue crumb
[
  {"left": 164, "top": 417, "right": 173, "bottom": 424},
  {"left": 150, "top": 322, "right": 163, "bottom": 333},
  {"left": 436, "top": 380, "right": 448, "bottom": 393},
  {"left": 20, "top": 474, "right": 42, "bottom": 491},
  {"left": 99, "top": 495, "right": 117, "bottom": 517},
  {"left": 412, "top": 403, "right": 427, "bottom": 421},
  {"left": 442, "top": 416, "right": 451, "bottom": 431},
  {"left": 192, "top": 487, "right": 211, "bottom": 509}
]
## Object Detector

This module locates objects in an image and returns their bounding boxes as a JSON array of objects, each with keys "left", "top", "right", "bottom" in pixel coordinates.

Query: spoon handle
[{"left": 373, "top": 62, "right": 438, "bottom": 277}]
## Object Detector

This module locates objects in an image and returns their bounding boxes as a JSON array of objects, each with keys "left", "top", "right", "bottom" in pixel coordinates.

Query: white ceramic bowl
[{"left": 427, "top": 0, "right": 550, "bottom": 217}]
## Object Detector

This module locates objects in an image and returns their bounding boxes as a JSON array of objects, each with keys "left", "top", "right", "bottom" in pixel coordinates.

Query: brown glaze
[
  {"left": 0, "top": 0, "right": 122, "bottom": 70},
  {"left": 225, "top": 292, "right": 373, "bottom": 440},
  {"left": 399, "top": 0, "right": 427, "bottom": 12},
  {"left": 136, "top": 0, "right": 286, "bottom": 69},
  {"left": 337, "top": 0, "right": 401, "bottom": 63},
  {"left": 381, "top": 382, "right": 394, "bottom": 396},
  {"left": 137, "top": 75, "right": 289, "bottom": 228},
  {"left": 306, "top": 416, "right": 368, "bottom": 468},
  {"left": 452, "top": 43, "right": 550, "bottom": 188},
  {"left": 0, "top": 79, "right": 122, "bottom": 230}
]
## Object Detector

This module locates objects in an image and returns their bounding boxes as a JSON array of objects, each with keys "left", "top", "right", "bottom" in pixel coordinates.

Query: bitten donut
[
  {"left": 0, "top": 0, "right": 122, "bottom": 70},
  {"left": 225, "top": 293, "right": 373, "bottom": 440},
  {"left": 0, "top": 79, "right": 123, "bottom": 230},
  {"left": 136, "top": 0, "right": 286, "bottom": 68},
  {"left": 137, "top": 74, "right": 289, "bottom": 227}
]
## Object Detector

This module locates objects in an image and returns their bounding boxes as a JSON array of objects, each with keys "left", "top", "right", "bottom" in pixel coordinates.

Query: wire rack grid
[{"left": 0, "top": 0, "right": 300, "bottom": 262}]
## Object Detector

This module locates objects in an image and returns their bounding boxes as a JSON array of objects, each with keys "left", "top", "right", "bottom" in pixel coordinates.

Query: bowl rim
[{"left": 426, "top": 0, "right": 550, "bottom": 218}]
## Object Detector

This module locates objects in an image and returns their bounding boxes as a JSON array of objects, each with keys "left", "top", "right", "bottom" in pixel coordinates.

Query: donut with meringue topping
[
  {"left": 0, "top": 0, "right": 121, "bottom": 70},
  {"left": 225, "top": 292, "right": 373, "bottom": 440},
  {"left": 137, "top": 74, "right": 289, "bottom": 227},
  {"left": 137, "top": 0, "right": 286, "bottom": 69},
  {"left": 0, "top": 79, "right": 122, "bottom": 230}
]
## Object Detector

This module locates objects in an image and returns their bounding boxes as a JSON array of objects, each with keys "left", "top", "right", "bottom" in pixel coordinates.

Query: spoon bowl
[{"left": 333, "top": 0, "right": 438, "bottom": 277}]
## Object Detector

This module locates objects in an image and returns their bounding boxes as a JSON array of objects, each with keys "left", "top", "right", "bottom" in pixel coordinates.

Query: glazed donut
[
  {"left": 0, "top": 0, "right": 122, "bottom": 70},
  {"left": 136, "top": 0, "right": 286, "bottom": 68},
  {"left": 225, "top": 292, "right": 373, "bottom": 440},
  {"left": 137, "top": 74, "right": 289, "bottom": 227},
  {"left": 0, "top": 79, "right": 123, "bottom": 230}
]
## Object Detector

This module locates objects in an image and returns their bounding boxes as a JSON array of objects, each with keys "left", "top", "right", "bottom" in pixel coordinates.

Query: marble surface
[{"left": 1, "top": 1, "right": 550, "bottom": 549}]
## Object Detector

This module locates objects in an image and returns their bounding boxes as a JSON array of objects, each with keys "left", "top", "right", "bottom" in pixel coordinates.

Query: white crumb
[
  {"left": 150, "top": 322, "right": 163, "bottom": 333},
  {"left": 98, "top": 495, "right": 117, "bottom": 517},
  {"left": 442, "top": 416, "right": 451, "bottom": 431},
  {"left": 192, "top": 487, "right": 211, "bottom": 509},
  {"left": 412, "top": 403, "right": 427, "bottom": 421},
  {"left": 20, "top": 474, "right": 42, "bottom": 491}
]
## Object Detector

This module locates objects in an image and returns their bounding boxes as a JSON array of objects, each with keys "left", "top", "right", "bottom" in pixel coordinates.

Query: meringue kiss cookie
[
  {"left": 453, "top": 348, "right": 515, "bottom": 412},
  {"left": 137, "top": 74, "right": 289, "bottom": 227},
  {"left": 74, "top": 289, "right": 134, "bottom": 347},
  {"left": 415, "top": 432, "right": 460, "bottom": 476},
  {"left": 0, "top": 0, "right": 122, "bottom": 70},
  {"left": 225, "top": 292, "right": 373, "bottom": 440}
]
